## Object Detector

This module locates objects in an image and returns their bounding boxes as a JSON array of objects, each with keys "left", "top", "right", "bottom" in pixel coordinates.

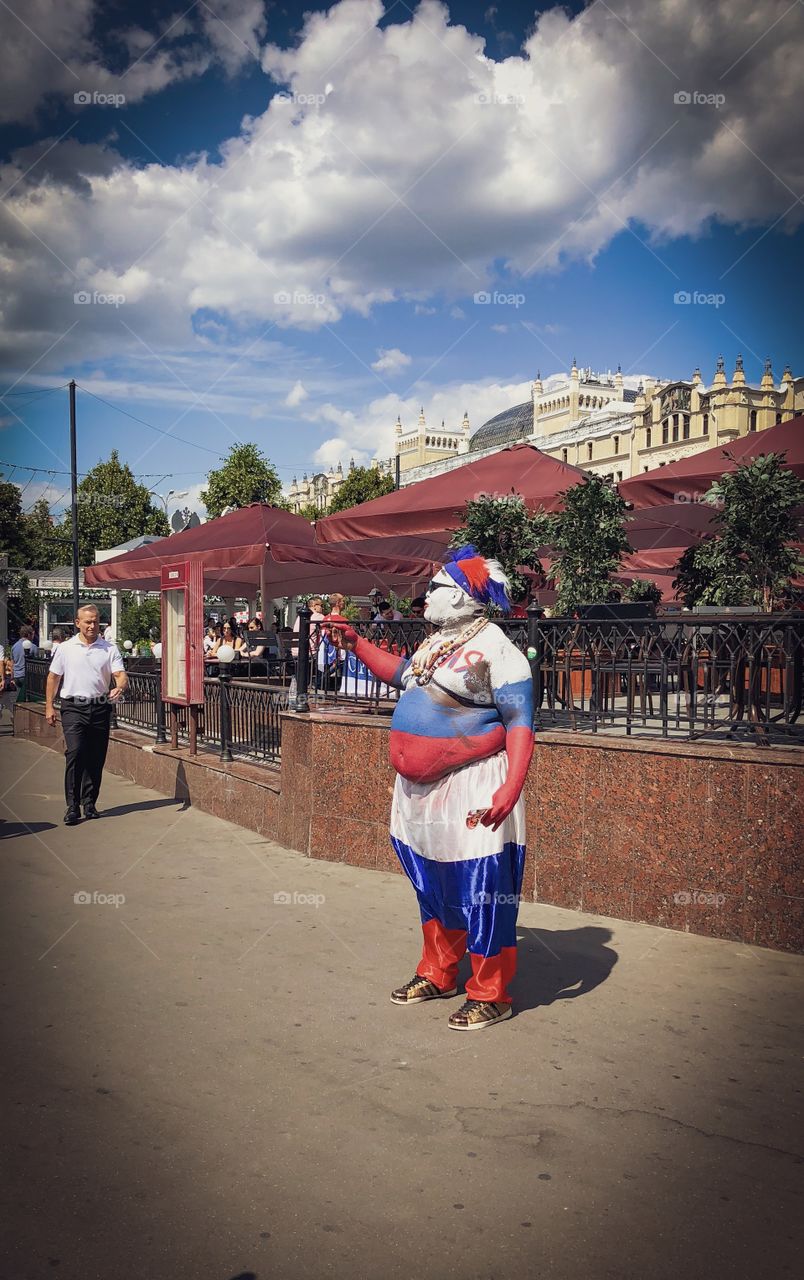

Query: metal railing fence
[{"left": 21, "top": 610, "right": 804, "bottom": 750}]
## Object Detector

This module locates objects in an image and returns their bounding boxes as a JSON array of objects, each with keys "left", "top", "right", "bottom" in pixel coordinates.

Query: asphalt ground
[{"left": 1, "top": 735, "right": 802, "bottom": 1280}]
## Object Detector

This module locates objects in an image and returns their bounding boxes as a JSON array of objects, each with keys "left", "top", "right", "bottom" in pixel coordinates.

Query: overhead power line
[
  {"left": 0, "top": 459, "right": 205, "bottom": 480},
  {"left": 77, "top": 385, "right": 227, "bottom": 458},
  {"left": 0, "top": 383, "right": 70, "bottom": 399}
]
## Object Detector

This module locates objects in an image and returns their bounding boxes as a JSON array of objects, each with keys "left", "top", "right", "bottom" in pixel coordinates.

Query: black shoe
[
  {"left": 83, "top": 805, "right": 100, "bottom": 819},
  {"left": 64, "top": 809, "right": 81, "bottom": 826}
]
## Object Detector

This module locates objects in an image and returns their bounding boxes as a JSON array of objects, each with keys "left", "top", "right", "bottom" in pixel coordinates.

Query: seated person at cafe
[
  {"left": 374, "top": 599, "right": 403, "bottom": 622},
  {"left": 210, "top": 620, "right": 239, "bottom": 657}
]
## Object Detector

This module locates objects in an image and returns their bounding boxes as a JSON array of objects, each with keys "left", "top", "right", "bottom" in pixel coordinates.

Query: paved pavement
[{"left": 1, "top": 735, "right": 802, "bottom": 1280}]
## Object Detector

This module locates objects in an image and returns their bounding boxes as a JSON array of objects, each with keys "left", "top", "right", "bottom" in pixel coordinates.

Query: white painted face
[{"left": 424, "top": 568, "right": 481, "bottom": 627}]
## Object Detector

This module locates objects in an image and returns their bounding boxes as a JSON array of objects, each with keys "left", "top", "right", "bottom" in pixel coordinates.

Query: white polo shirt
[{"left": 49, "top": 634, "right": 125, "bottom": 699}]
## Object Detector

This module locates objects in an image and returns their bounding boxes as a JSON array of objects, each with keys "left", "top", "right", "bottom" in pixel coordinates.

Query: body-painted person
[{"left": 329, "top": 547, "right": 534, "bottom": 1030}]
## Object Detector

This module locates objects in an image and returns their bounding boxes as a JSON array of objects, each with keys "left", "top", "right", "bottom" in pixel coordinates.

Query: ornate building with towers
[
  {"left": 284, "top": 357, "right": 802, "bottom": 511},
  {"left": 286, "top": 461, "right": 349, "bottom": 514},
  {"left": 394, "top": 356, "right": 804, "bottom": 487}
]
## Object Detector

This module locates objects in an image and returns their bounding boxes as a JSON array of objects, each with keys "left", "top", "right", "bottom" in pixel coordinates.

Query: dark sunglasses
[{"left": 427, "top": 579, "right": 451, "bottom": 593}]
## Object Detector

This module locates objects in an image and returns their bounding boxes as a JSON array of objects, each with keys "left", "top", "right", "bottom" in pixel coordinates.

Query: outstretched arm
[{"left": 328, "top": 624, "right": 410, "bottom": 689}]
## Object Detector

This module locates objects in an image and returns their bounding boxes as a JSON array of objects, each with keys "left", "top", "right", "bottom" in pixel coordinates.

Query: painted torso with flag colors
[{"left": 388, "top": 623, "right": 533, "bottom": 784}]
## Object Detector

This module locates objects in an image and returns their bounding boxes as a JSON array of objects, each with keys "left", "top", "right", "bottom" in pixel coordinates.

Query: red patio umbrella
[
  {"left": 619, "top": 415, "right": 804, "bottom": 508},
  {"left": 84, "top": 503, "right": 434, "bottom": 597},
  {"left": 315, "top": 443, "right": 588, "bottom": 544}
]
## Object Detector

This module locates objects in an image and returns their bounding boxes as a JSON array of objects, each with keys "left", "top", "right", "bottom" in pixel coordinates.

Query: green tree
[
  {"left": 671, "top": 453, "right": 803, "bottom": 611},
  {"left": 23, "top": 497, "right": 68, "bottom": 569},
  {"left": 0, "top": 475, "right": 26, "bottom": 566},
  {"left": 450, "top": 493, "right": 549, "bottom": 603},
  {"left": 3, "top": 569, "right": 39, "bottom": 638},
  {"left": 672, "top": 538, "right": 751, "bottom": 608},
  {"left": 296, "top": 502, "right": 321, "bottom": 522},
  {"left": 625, "top": 577, "right": 663, "bottom": 607},
  {"left": 709, "top": 452, "right": 804, "bottom": 610},
  {"left": 550, "top": 476, "right": 631, "bottom": 614},
  {"left": 327, "top": 465, "right": 395, "bottom": 514},
  {"left": 65, "top": 451, "right": 169, "bottom": 564},
  {"left": 120, "top": 594, "right": 161, "bottom": 646},
  {"left": 201, "top": 443, "right": 283, "bottom": 518}
]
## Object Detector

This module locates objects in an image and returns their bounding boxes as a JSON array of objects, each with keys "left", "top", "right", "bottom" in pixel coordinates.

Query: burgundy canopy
[
  {"left": 84, "top": 503, "right": 434, "bottom": 597},
  {"left": 316, "top": 443, "right": 588, "bottom": 543},
  {"left": 619, "top": 415, "right": 804, "bottom": 508}
]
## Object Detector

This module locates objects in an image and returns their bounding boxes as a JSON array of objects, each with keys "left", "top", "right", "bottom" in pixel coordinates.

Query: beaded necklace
[{"left": 410, "top": 615, "right": 488, "bottom": 686}]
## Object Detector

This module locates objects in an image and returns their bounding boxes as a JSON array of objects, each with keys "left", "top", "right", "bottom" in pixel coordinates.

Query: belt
[{"left": 60, "top": 694, "right": 112, "bottom": 705}]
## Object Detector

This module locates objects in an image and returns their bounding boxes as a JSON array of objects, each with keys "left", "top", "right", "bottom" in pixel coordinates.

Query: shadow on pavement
[
  {"left": 510, "top": 924, "right": 618, "bottom": 1014},
  {"left": 0, "top": 821, "right": 58, "bottom": 839},
  {"left": 99, "top": 797, "right": 189, "bottom": 818}
]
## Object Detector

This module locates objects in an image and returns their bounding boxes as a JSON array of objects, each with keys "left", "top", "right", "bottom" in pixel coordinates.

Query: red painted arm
[
  {"left": 480, "top": 725, "right": 534, "bottom": 831},
  {"left": 354, "top": 635, "right": 409, "bottom": 688}
]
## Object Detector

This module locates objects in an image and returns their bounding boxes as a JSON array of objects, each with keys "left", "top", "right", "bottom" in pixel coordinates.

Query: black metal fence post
[
  {"left": 294, "top": 604, "right": 311, "bottom": 713},
  {"left": 155, "top": 666, "right": 167, "bottom": 744},
  {"left": 527, "top": 600, "right": 543, "bottom": 725},
  {"left": 219, "top": 662, "right": 233, "bottom": 761}
]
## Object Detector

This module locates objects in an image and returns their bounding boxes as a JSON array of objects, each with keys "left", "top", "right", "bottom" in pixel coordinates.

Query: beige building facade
[
  {"left": 286, "top": 461, "right": 349, "bottom": 514},
  {"left": 395, "top": 356, "right": 803, "bottom": 487}
]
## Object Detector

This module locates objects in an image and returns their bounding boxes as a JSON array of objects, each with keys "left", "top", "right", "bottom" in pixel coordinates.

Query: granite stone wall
[
  {"left": 278, "top": 711, "right": 804, "bottom": 953},
  {"left": 13, "top": 702, "right": 803, "bottom": 951}
]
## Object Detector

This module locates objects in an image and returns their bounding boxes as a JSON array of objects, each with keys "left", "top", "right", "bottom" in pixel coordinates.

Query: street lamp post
[{"left": 148, "top": 488, "right": 189, "bottom": 516}]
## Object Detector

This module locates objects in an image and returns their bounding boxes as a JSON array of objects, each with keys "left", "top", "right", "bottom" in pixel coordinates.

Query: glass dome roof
[{"left": 468, "top": 400, "right": 533, "bottom": 452}]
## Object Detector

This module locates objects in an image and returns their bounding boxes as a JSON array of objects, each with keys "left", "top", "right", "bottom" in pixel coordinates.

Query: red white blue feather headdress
[{"left": 442, "top": 545, "right": 511, "bottom": 612}]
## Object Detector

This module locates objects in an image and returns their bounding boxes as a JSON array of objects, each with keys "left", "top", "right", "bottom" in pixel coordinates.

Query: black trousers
[{"left": 61, "top": 700, "right": 112, "bottom": 810}]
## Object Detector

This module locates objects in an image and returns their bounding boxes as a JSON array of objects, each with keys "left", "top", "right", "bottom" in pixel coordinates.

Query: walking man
[{"left": 45, "top": 604, "right": 128, "bottom": 825}]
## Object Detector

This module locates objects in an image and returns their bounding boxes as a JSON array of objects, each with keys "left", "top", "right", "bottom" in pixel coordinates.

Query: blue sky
[{"left": 0, "top": 0, "right": 802, "bottom": 519}]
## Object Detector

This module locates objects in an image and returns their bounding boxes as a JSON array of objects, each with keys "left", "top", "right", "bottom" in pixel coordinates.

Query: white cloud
[
  {"left": 1, "top": 0, "right": 803, "bottom": 379},
  {"left": 370, "top": 347, "right": 412, "bottom": 375},
  {"left": 0, "top": 0, "right": 267, "bottom": 126},
  {"left": 312, "top": 436, "right": 354, "bottom": 469},
  {"left": 309, "top": 375, "right": 533, "bottom": 469},
  {"left": 490, "top": 323, "right": 509, "bottom": 333},
  {"left": 284, "top": 379, "right": 309, "bottom": 407}
]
